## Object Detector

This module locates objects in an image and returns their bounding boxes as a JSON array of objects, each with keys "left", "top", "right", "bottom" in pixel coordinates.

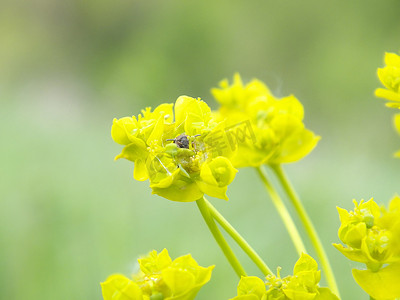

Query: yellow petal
[
  {"left": 151, "top": 177, "right": 203, "bottom": 202},
  {"left": 196, "top": 180, "right": 228, "bottom": 200},
  {"left": 315, "top": 288, "right": 339, "bottom": 300},
  {"left": 293, "top": 253, "right": 318, "bottom": 274},
  {"left": 200, "top": 156, "right": 238, "bottom": 188},
  {"left": 332, "top": 243, "right": 369, "bottom": 263},
  {"left": 375, "top": 88, "right": 400, "bottom": 102},
  {"left": 153, "top": 103, "right": 174, "bottom": 123},
  {"left": 236, "top": 276, "right": 267, "bottom": 298},
  {"left": 111, "top": 117, "right": 138, "bottom": 145},
  {"left": 384, "top": 52, "right": 400, "bottom": 68},
  {"left": 352, "top": 263, "right": 400, "bottom": 300},
  {"left": 162, "top": 268, "right": 196, "bottom": 296},
  {"left": 275, "top": 94, "right": 304, "bottom": 121},
  {"left": 115, "top": 138, "right": 148, "bottom": 162},
  {"left": 101, "top": 274, "right": 143, "bottom": 300},
  {"left": 138, "top": 249, "right": 172, "bottom": 274},
  {"left": 133, "top": 159, "right": 148, "bottom": 181},
  {"left": 174, "top": 96, "right": 211, "bottom": 129}
]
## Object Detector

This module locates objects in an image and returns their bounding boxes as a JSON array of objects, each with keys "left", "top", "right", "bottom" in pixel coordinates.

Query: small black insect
[{"left": 166, "top": 133, "right": 200, "bottom": 149}]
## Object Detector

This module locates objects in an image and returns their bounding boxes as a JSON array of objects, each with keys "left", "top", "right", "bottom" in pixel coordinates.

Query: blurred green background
[{"left": 1, "top": 0, "right": 400, "bottom": 299}]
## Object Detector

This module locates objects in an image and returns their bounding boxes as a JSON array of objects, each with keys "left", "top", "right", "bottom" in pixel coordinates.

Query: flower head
[
  {"left": 375, "top": 52, "right": 400, "bottom": 109},
  {"left": 211, "top": 73, "right": 320, "bottom": 168},
  {"left": 101, "top": 249, "right": 214, "bottom": 300},
  {"left": 112, "top": 96, "right": 237, "bottom": 202},
  {"left": 334, "top": 196, "right": 400, "bottom": 299},
  {"left": 334, "top": 197, "right": 400, "bottom": 264},
  {"left": 230, "top": 254, "right": 338, "bottom": 300}
]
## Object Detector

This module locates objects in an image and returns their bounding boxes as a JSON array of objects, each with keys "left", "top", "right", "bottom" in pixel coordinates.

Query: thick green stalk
[
  {"left": 196, "top": 197, "right": 247, "bottom": 278},
  {"left": 204, "top": 198, "right": 273, "bottom": 276},
  {"left": 255, "top": 166, "right": 306, "bottom": 256},
  {"left": 271, "top": 164, "right": 340, "bottom": 298}
]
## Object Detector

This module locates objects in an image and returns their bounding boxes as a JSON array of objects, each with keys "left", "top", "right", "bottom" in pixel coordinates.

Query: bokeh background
[{"left": 1, "top": 0, "right": 400, "bottom": 299}]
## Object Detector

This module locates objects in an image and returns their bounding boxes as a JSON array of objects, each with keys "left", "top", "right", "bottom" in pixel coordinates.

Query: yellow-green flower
[
  {"left": 334, "top": 197, "right": 400, "bottom": 264},
  {"left": 334, "top": 196, "right": 400, "bottom": 299},
  {"left": 230, "top": 254, "right": 338, "bottom": 300},
  {"left": 111, "top": 103, "right": 173, "bottom": 181},
  {"left": 211, "top": 73, "right": 320, "bottom": 168},
  {"left": 375, "top": 52, "right": 400, "bottom": 109},
  {"left": 112, "top": 96, "right": 238, "bottom": 202},
  {"left": 101, "top": 249, "right": 214, "bottom": 300}
]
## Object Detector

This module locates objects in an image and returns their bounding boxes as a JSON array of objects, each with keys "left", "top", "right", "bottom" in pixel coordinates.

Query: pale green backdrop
[{"left": 1, "top": 0, "right": 400, "bottom": 299}]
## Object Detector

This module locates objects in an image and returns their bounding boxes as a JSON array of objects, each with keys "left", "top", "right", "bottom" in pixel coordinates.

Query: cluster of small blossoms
[
  {"left": 211, "top": 73, "right": 320, "bottom": 168},
  {"left": 334, "top": 196, "right": 400, "bottom": 299},
  {"left": 230, "top": 254, "right": 338, "bottom": 300},
  {"left": 112, "top": 96, "right": 237, "bottom": 202},
  {"left": 375, "top": 52, "right": 400, "bottom": 157},
  {"left": 101, "top": 249, "right": 214, "bottom": 300},
  {"left": 375, "top": 52, "right": 400, "bottom": 109}
]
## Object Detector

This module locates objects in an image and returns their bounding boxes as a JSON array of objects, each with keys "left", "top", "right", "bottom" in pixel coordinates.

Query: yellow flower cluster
[
  {"left": 211, "top": 73, "right": 320, "bottom": 168},
  {"left": 101, "top": 249, "right": 214, "bottom": 300},
  {"left": 334, "top": 197, "right": 400, "bottom": 299},
  {"left": 375, "top": 52, "right": 400, "bottom": 158},
  {"left": 230, "top": 254, "right": 338, "bottom": 300},
  {"left": 112, "top": 96, "right": 237, "bottom": 202},
  {"left": 375, "top": 52, "right": 400, "bottom": 109}
]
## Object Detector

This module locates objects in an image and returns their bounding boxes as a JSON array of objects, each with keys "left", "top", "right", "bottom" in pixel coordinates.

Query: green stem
[
  {"left": 204, "top": 198, "right": 273, "bottom": 276},
  {"left": 271, "top": 164, "right": 340, "bottom": 298},
  {"left": 196, "top": 197, "right": 247, "bottom": 278},
  {"left": 255, "top": 166, "right": 306, "bottom": 256}
]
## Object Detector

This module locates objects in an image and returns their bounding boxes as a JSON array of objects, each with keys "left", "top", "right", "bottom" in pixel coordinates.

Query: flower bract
[{"left": 101, "top": 249, "right": 214, "bottom": 300}]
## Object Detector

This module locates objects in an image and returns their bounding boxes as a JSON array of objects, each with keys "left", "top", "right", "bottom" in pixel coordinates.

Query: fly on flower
[
  {"left": 111, "top": 96, "right": 238, "bottom": 202},
  {"left": 166, "top": 133, "right": 202, "bottom": 149}
]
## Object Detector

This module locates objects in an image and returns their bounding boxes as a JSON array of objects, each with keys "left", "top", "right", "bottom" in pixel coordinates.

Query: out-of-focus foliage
[{"left": 1, "top": 0, "right": 400, "bottom": 299}]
